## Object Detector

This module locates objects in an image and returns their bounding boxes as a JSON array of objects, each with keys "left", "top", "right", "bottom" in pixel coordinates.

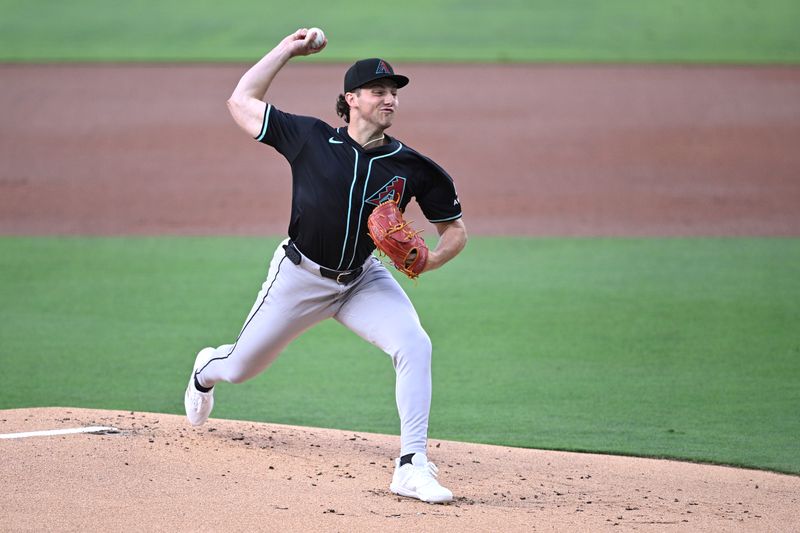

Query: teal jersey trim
[
  {"left": 255, "top": 103, "right": 273, "bottom": 142},
  {"left": 428, "top": 213, "right": 463, "bottom": 223},
  {"left": 336, "top": 147, "right": 361, "bottom": 270},
  {"left": 346, "top": 144, "right": 404, "bottom": 269}
]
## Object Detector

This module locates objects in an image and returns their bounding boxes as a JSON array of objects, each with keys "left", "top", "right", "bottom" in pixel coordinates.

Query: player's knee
[
  {"left": 416, "top": 329, "right": 433, "bottom": 358},
  {"left": 395, "top": 327, "right": 432, "bottom": 368}
]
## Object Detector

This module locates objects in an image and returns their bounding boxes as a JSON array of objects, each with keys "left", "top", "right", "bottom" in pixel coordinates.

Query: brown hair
[{"left": 335, "top": 93, "right": 350, "bottom": 123}]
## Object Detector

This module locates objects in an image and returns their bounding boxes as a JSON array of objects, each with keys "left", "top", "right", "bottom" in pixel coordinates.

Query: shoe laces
[
  {"left": 189, "top": 388, "right": 209, "bottom": 411},
  {"left": 410, "top": 460, "right": 440, "bottom": 482}
]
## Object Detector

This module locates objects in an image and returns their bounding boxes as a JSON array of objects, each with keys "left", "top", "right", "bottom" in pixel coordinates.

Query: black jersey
[{"left": 256, "top": 104, "right": 462, "bottom": 271}]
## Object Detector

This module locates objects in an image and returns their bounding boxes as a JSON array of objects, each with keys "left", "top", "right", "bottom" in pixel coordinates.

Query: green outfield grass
[
  {"left": 1, "top": 237, "right": 798, "bottom": 474},
  {"left": 1, "top": 0, "right": 799, "bottom": 63}
]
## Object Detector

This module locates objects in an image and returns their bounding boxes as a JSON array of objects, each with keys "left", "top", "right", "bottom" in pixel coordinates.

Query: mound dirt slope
[{"left": 1, "top": 407, "right": 798, "bottom": 532}]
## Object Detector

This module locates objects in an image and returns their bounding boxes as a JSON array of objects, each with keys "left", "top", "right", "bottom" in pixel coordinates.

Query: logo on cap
[{"left": 375, "top": 60, "right": 392, "bottom": 75}]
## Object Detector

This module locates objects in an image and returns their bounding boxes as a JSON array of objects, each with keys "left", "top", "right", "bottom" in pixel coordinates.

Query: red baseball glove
[{"left": 367, "top": 200, "right": 429, "bottom": 279}]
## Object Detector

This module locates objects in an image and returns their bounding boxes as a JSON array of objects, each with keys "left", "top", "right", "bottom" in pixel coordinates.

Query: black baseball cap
[{"left": 343, "top": 58, "right": 409, "bottom": 93}]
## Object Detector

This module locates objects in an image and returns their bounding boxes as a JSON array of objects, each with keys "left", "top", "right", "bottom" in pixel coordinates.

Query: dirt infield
[
  {"left": 1, "top": 64, "right": 799, "bottom": 531},
  {"left": 2, "top": 408, "right": 799, "bottom": 532},
  {"left": 1, "top": 64, "right": 799, "bottom": 236}
]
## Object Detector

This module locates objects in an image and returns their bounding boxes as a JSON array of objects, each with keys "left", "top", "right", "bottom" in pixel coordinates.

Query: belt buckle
[{"left": 336, "top": 271, "right": 349, "bottom": 284}]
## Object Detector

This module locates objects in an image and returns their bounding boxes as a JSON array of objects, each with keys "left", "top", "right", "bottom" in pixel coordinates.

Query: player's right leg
[
  {"left": 184, "top": 346, "right": 217, "bottom": 426},
  {"left": 184, "top": 239, "right": 337, "bottom": 425}
]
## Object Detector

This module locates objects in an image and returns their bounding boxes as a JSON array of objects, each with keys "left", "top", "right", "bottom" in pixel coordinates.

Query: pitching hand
[{"left": 282, "top": 28, "right": 327, "bottom": 57}]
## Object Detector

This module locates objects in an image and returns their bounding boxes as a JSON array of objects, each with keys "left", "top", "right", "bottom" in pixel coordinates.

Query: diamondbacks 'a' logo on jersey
[
  {"left": 376, "top": 60, "right": 392, "bottom": 75},
  {"left": 367, "top": 176, "right": 406, "bottom": 206}
]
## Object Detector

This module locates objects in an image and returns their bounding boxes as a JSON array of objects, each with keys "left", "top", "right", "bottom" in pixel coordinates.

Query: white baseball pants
[{"left": 194, "top": 238, "right": 433, "bottom": 456}]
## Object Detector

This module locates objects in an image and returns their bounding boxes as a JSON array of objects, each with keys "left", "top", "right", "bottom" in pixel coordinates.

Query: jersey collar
[{"left": 339, "top": 127, "right": 399, "bottom": 154}]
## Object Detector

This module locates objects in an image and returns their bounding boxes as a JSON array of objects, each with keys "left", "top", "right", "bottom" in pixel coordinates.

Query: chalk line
[{"left": 0, "top": 426, "right": 120, "bottom": 439}]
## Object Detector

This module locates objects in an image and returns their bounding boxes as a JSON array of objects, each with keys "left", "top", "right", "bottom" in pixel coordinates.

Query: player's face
[{"left": 352, "top": 80, "right": 399, "bottom": 129}]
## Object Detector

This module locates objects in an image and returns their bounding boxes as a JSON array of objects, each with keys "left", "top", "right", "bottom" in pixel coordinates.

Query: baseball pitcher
[{"left": 184, "top": 28, "right": 467, "bottom": 503}]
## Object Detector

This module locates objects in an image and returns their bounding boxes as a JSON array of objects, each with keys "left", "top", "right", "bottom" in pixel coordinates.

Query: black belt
[
  {"left": 283, "top": 241, "right": 363, "bottom": 285},
  {"left": 319, "top": 265, "right": 363, "bottom": 284}
]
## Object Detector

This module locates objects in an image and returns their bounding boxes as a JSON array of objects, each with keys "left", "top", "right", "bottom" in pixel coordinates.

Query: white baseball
[{"left": 308, "top": 27, "right": 325, "bottom": 49}]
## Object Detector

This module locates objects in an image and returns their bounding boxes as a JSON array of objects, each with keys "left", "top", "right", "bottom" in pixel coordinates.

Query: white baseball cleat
[
  {"left": 390, "top": 453, "right": 454, "bottom": 503},
  {"left": 184, "top": 347, "right": 216, "bottom": 426}
]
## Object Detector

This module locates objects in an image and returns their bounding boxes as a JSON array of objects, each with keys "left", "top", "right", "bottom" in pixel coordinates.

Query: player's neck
[{"left": 347, "top": 123, "right": 388, "bottom": 148}]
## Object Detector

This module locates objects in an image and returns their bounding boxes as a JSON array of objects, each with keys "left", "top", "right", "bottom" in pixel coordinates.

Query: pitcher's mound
[{"left": 1, "top": 408, "right": 797, "bottom": 531}]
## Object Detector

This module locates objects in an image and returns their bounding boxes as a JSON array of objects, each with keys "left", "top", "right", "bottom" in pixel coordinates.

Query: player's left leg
[
  {"left": 335, "top": 258, "right": 432, "bottom": 456},
  {"left": 335, "top": 258, "right": 453, "bottom": 503}
]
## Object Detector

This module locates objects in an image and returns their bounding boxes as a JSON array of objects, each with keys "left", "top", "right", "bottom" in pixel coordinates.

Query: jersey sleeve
[
  {"left": 254, "top": 103, "right": 318, "bottom": 162},
  {"left": 414, "top": 157, "right": 463, "bottom": 223}
]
